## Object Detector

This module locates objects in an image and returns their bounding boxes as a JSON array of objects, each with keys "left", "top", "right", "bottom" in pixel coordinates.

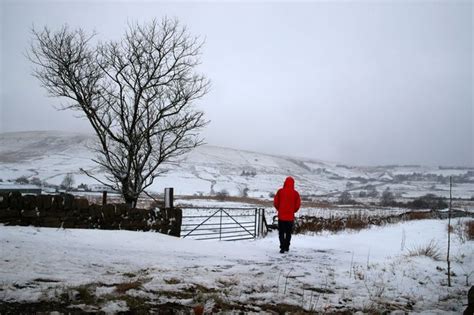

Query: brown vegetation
[
  {"left": 294, "top": 209, "right": 450, "bottom": 234},
  {"left": 295, "top": 215, "right": 371, "bottom": 234},
  {"left": 405, "top": 211, "right": 432, "bottom": 220},
  {"left": 115, "top": 281, "right": 143, "bottom": 294},
  {"left": 447, "top": 224, "right": 454, "bottom": 233},
  {"left": 465, "top": 220, "right": 474, "bottom": 240},
  {"left": 346, "top": 216, "right": 370, "bottom": 230},
  {"left": 193, "top": 304, "right": 204, "bottom": 315}
]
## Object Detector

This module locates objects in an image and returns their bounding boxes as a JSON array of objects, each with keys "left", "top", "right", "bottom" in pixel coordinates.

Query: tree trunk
[
  {"left": 123, "top": 195, "right": 137, "bottom": 209},
  {"left": 122, "top": 181, "right": 137, "bottom": 208}
]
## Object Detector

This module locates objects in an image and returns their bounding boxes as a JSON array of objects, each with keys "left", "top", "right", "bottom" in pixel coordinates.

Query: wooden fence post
[{"left": 102, "top": 191, "right": 107, "bottom": 205}]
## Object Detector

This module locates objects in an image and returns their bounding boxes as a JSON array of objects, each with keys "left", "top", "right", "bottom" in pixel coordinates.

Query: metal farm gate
[{"left": 181, "top": 207, "right": 267, "bottom": 241}]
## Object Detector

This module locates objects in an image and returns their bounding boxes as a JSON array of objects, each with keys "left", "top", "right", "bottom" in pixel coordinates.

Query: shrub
[
  {"left": 193, "top": 305, "right": 204, "bottom": 315},
  {"left": 446, "top": 224, "right": 454, "bottom": 233},
  {"left": 366, "top": 185, "right": 379, "bottom": 198},
  {"left": 216, "top": 189, "right": 229, "bottom": 201},
  {"left": 380, "top": 188, "right": 395, "bottom": 206},
  {"left": 15, "top": 176, "right": 29, "bottom": 184},
  {"left": 411, "top": 194, "right": 448, "bottom": 210},
  {"left": 60, "top": 173, "right": 75, "bottom": 191},
  {"left": 74, "top": 285, "right": 94, "bottom": 304},
  {"left": 30, "top": 177, "right": 42, "bottom": 186},
  {"left": 338, "top": 191, "right": 354, "bottom": 204}
]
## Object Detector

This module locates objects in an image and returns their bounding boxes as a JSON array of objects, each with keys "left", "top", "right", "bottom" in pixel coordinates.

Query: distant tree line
[
  {"left": 393, "top": 172, "right": 474, "bottom": 184},
  {"left": 338, "top": 188, "right": 448, "bottom": 210}
]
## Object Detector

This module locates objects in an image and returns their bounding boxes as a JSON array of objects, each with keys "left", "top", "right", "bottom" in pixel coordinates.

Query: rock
[
  {"left": 62, "top": 194, "right": 75, "bottom": 210},
  {"left": 23, "top": 195, "right": 37, "bottom": 211},
  {"left": 9, "top": 192, "right": 23, "bottom": 210},
  {"left": 39, "top": 217, "right": 62, "bottom": 227},
  {"left": 52, "top": 195, "right": 64, "bottom": 210},
  {"left": 102, "top": 204, "right": 116, "bottom": 219},
  {"left": 62, "top": 218, "right": 76, "bottom": 229},
  {"left": 73, "top": 198, "right": 89, "bottom": 211},
  {"left": 37, "top": 195, "right": 53, "bottom": 210},
  {"left": 89, "top": 204, "right": 102, "bottom": 217},
  {"left": 0, "top": 209, "right": 20, "bottom": 220},
  {"left": 0, "top": 193, "right": 8, "bottom": 209},
  {"left": 21, "top": 209, "right": 38, "bottom": 218}
]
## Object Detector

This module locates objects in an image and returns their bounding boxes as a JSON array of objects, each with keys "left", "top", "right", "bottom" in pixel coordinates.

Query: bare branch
[{"left": 29, "top": 18, "right": 209, "bottom": 207}]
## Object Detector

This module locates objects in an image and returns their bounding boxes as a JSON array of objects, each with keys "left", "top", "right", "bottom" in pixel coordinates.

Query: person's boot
[{"left": 279, "top": 248, "right": 285, "bottom": 254}]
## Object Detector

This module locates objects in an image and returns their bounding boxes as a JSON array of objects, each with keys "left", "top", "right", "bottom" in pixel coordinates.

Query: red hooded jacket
[{"left": 273, "top": 176, "right": 301, "bottom": 221}]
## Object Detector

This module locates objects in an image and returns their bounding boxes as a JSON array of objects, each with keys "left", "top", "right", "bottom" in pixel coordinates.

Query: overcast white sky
[{"left": 0, "top": 1, "right": 472, "bottom": 167}]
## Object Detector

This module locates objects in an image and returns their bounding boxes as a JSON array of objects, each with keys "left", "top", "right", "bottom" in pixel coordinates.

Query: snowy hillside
[
  {"left": 0, "top": 131, "right": 473, "bottom": 199},
  {"left": 1, "top": 132, "right": 473, "bottom": 313}
]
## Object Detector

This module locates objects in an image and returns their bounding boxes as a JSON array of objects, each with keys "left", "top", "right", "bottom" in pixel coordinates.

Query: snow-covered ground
[{"left": 0, "top": 219, "right": 472, "bottom": 313}]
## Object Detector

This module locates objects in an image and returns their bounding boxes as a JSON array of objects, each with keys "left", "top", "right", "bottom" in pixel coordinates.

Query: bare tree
[
  {"left": 28, "top": 18, "right": 210, "bottom": 207},
  {"left": 338, "top": 191, "right": 353, "bottom": 204},
  {"left": 380, "top": 187, "right": 395, "bottom": 206},
  {"left": 61, "top": 173, "right": 75, "bottom": 191}
]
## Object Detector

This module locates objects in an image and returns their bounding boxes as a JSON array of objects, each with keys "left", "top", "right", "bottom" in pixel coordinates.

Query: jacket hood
[{"left": 283, "top": 176, "right": 295, "bottom": 189}]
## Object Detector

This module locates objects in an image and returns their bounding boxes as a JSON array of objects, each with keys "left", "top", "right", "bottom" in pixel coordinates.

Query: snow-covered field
[
  {"left": 0, "top": 219, "right": 472, "bottom": 313},
  {"left": 1, "top": 131, "right": 473, "bottom": 200},
  {"left": 1, "top": 131, "right": 473, "bottom": 312}
]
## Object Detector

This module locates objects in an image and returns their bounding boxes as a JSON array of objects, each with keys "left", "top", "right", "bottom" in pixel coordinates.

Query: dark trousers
[{"left": 278, "top": 220, "right": 294, "bottom": 250}]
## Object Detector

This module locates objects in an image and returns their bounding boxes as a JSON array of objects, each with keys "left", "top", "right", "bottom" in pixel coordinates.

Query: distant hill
[{"left": 1, "top": 131, "right": 473, "bottom": 199}]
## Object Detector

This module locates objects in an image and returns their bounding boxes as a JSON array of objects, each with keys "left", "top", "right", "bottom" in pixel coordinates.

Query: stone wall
[{"left": 0, "top": 192, "right": 181, "bottom": 237}]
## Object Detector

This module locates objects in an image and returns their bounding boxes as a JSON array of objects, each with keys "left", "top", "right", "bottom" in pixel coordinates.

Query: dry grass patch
[
  {"left": 407, "top": 240, "right": 442, "bottom": 261},
  {"left": 115, "top": 280, "right": 143, "bottom": 294}
]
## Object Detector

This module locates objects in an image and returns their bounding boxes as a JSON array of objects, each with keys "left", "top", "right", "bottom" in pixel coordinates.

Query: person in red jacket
[{"left": 273, "top": 176, "right": 301, "bottom": 253}]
